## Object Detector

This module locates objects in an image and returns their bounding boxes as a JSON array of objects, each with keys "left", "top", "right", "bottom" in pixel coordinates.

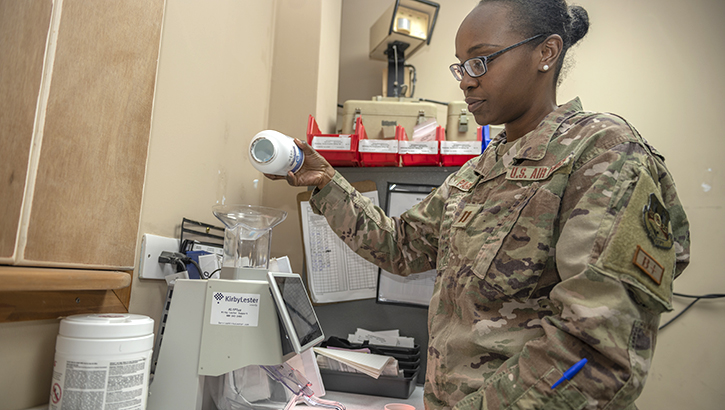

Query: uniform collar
[{"left": 474, "top": 98, "right": 583, "bottom": 177}]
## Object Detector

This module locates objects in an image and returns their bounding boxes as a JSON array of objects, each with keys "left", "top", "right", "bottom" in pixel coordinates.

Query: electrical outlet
[{"left": 139, "top": 234, "right": 181, "bottom": 280}]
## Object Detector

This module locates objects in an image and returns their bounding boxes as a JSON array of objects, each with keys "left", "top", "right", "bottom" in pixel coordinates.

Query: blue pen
[{"left": 551, "top": 358, "right": 587, "bottom": 389}]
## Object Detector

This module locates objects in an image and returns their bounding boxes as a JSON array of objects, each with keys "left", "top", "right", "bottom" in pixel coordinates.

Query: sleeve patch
[
  {"left": 600, "top": 171, "right": 675, "bottom": 309},
  {"left": 643, "top": 193, "right": 674, "bottom": 249}
]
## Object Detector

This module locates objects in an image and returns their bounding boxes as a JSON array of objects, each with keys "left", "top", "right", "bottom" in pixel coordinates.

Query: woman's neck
[{"left": 504, "top": 98, "right": 558, "bottom": 143}]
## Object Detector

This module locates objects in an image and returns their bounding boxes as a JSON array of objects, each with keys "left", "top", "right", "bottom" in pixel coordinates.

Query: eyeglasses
[{"left": 449, "top": 34, "right": 545, "bottom": 81}]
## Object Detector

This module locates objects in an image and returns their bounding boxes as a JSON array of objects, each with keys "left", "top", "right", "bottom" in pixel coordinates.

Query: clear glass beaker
[{"left": 212, "top": 204, "right": 287, "bottom": 270}]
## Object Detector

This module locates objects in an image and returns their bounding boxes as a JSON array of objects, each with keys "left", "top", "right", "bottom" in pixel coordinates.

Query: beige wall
[
  {"left": 336, "top": 1, "right": 725, "bottom": 409},
  {"left": 129, "top": 0, "right": 279, "bottom": 325},
  {"left": 262, "top": 0, "right": 342, "bottom": 276}
]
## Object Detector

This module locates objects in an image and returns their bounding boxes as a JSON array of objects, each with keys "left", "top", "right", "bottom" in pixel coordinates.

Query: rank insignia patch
[
  {"left": 452, "top": 204, "right": 482, "bottom": 228},
  {"left": 642, "top": 193, "right": 673, "bottom": 249}
]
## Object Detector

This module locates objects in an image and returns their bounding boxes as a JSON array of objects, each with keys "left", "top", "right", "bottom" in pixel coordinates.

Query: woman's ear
[{"left": 538, "top": 34, "right": 563, "bottom": 72}]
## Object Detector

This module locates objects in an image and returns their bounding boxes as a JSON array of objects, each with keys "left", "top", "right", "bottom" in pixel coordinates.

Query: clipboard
[
  {"left": 297, "top": 181, "right": 380, "bottom": 305},
  {"left": 376, "top": 183, "right": 437, "bottom": 308}
]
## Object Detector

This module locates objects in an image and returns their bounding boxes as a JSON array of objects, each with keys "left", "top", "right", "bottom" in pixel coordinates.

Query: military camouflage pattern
[{"left": 309, "top": 98, "right": 690, "bottom": 410}]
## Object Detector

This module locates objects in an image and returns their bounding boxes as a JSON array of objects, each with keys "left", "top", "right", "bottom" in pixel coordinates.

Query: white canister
[
  {"left": 249, "top": 130, "right": 305, "bottom": 176},
  {"left": 49, "top": 313, "right": 155, "bottom": 410}
]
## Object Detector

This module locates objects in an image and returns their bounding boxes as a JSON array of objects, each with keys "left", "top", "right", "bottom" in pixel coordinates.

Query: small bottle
[{"left": 249, "top": 130, "right": 305, "bottom": 176}]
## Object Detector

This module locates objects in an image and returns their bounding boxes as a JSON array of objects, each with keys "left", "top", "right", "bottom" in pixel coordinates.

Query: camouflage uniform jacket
[{"left": 309, "top": 98, "right": 690, "bottom": 410}]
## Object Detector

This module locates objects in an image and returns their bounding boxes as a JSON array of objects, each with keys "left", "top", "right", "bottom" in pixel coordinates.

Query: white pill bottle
[{"left": 249, "top": 130, "right": 305, "bottom": 176}]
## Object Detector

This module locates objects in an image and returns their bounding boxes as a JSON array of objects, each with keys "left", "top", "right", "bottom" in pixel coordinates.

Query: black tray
[{"left": 320, "top": 368, "right": 419, "bottom": 399}]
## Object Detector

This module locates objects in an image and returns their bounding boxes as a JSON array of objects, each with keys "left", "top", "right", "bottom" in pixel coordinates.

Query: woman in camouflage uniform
[{"left": 267, "top": 1, "right": 690, "bottom": 409}]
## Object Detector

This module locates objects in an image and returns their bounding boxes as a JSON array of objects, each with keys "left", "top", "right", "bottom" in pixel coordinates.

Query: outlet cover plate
[{"left": 139, "top": 233, "right": 180, "bottom": 280}]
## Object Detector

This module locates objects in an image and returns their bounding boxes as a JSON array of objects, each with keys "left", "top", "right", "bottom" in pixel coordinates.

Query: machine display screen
[{"left": 268, "top": 272, "right": 324, "bottom": 357}]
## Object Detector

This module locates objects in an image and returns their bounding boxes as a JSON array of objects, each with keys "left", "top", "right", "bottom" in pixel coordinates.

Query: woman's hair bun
[{"left": 567, "top": 5, "right": 590, "bottom": 46}]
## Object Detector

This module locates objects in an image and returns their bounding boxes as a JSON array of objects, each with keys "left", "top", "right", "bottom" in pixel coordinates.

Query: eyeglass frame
[{"left": 449, "top": 34, "right": 545, "bottom": 81}]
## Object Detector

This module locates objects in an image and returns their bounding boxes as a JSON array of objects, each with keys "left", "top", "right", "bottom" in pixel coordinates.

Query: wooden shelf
[
  {"left": 0, "top": 266, "right": 131, "bottom": 291},
  {"left": 0, "top": 266, "right": 132, "bottom": 322}
]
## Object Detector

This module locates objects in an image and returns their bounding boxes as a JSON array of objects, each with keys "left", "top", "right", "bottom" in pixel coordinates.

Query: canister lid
[{"left": 59, "top": 313, "right": 154, "bottom": 339}]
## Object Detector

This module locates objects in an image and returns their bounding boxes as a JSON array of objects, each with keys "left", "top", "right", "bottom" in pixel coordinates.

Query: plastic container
[
  {"left": 49, "top": 313, "right": 155, "bottom": 410},
  {"left": 440, "top": 125, "right": 490, "bottom": 167},
  {"left": 318, "top": 338, "right": 421, "bottom": 399},
  {"left": 399, "top": 125, "right": 444, "bottom": 167},
  {"left": 250, "top": 130, "right": 305, "bottom": 176},
  {"left": 307, "top": 115, "right": 361, "bottom": 167},
  {"left": 319, "top": 368, "right": 418, "bottom": 399},
  {"left": 359, "top": 119, "right": 400, "bottom": 167}
]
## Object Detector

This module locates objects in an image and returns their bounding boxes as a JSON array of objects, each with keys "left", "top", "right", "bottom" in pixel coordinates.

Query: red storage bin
[
  {"left": 440, "top": 125, "right": 488, "bottom": 167},
  {"left": 359, "top": 122, "right": 400, "bottom": 167},
  {"left": 399, "top": 125, "right": 443, "bottom": 167},
  {"left": 306, "top": 115, "right": 361, "bottom": 167}
]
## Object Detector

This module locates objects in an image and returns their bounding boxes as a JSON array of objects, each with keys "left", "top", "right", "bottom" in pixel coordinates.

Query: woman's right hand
[{"left": 263, "top": 138, "right": 336, "bottom": 190}]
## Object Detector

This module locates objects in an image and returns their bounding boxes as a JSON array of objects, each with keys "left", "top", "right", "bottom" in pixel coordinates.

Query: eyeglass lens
[
  {"left": 465, "top": 59, "right": 486, "bottom": 77},
  {"left": 450, "top": 58, "right": 486, "bottom": 81}
]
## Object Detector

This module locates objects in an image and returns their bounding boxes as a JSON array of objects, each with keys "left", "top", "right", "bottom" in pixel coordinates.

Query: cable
[
  {"left": 674, "top": 292, "right": 725, "bottom": 299},
  {"left": 393, "top": 43, "right": 400, "bottom": 97},
  {"left": 158, "top": 251, "right": 210, "bottom": 280},
  {"left": 419, "top": 98, "right": 449, "bottom": 106},
  {"left": 188, "top": 259, "right": 205, "bottom": 279},
  {"left": 659, "top": 292, "right": 725, "bottom": 330},
  {"left": 404, "top": 64, "right": 417, "bottom": 98}
]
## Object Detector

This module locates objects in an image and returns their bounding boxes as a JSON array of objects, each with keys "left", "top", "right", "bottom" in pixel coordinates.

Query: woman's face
[{"left": 454, "top": 3, "right": 540, "bottom": 127}]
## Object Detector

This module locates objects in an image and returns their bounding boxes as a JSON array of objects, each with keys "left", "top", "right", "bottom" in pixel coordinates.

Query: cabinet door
[
  {"left": 1, "top": 0, "right": 165, "bottom": 269},
  {"left": 0, "top": 0, "right": 52, "bottom": 263}
]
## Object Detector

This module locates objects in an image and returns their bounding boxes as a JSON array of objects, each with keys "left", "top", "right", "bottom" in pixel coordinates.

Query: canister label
[{"left": 50, "top": 355, "right": 151, "bottom": 410}]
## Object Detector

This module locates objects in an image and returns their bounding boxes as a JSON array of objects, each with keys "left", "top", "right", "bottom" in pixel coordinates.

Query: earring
[{"left": 543, "top": 64, "right": 550, "bottom": 71}]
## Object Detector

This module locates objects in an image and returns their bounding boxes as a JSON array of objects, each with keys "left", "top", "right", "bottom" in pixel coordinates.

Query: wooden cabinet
[
  {"left": 0, "top": 0, "right": 164, "bottom": 321},
  {"left": 1, "top": 0, "right": 163, "bottom": 268}
]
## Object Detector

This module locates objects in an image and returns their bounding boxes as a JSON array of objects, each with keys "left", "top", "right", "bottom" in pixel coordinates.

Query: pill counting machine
[{"left": 147, "top": 204, "right": 344, "bottom": 410}]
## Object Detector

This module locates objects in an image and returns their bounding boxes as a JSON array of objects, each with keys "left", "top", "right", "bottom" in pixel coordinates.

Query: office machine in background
[{"left": 369, "top": 0, "right": 440, "bottom": 98}]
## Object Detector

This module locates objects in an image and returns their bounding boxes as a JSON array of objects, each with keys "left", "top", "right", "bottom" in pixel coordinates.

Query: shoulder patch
[
  {"left": 600, "top": 170, "right": 675, "bottom": 310},
  {"left": 643, "top": 193, "right": 674, "bottom": 249}
]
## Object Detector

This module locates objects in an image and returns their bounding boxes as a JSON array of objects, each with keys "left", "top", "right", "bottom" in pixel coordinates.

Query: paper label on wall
[
  {"left": 440, "top": 140, "right": 481, "bottom": 155},
  {"left": 399, "top": 140, "right": 438, "bottom": 155},
  {"left": 359, "top": 139, "right": 398, "bottom": 153},
  {"left": 312, "top": 136, "right": 351, "bottom": 151},
  {"left": 210, "top": 292, "right": 261, "bottom": 326}
]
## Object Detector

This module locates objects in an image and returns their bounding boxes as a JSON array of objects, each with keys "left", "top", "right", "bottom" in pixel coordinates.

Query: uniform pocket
[{"left": 467, "top": 183, "right": 560, "bottom": 300}]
